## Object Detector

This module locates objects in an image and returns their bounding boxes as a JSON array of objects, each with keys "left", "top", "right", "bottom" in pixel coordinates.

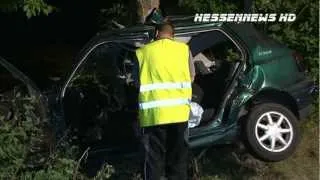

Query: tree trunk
[
  {"left": 243, "top": 0, "right": 252, "bottom": 13},
  {"left": 136, "top": 0, "right": 160, "bottom": 23}
]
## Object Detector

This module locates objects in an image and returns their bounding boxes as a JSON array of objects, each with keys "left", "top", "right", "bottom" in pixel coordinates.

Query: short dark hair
[{"left": 156, "top": 22, "right": 175, "bottom": 35}]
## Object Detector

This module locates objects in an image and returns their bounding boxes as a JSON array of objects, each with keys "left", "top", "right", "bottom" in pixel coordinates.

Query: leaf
[
  {"left": 26, "top": 10, "right": 32, "bottom": 18},
  {"left": 268, "top": 24, "right": 281, "bottom": 32}
]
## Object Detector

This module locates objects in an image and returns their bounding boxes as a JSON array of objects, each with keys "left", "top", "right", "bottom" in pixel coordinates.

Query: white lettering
[
  {"left": 210, "top": 13, "right": 219, "bottom": 22},
  {"left": 269, "top": 13, "right": 277, "bottom": 22},
  {"left": 219, "top": 13, "right": 227, "bottom": 22},
  {"left": 258, "top": 14, "right": 268, "bottom": 22},
  {"left": 227, "top": 14, "right": 235, "bottom": 22},
  {"left": 194, "top": 13, "right": 203, "bottom": 22},
  {"left": 234, "top": 14, "right": 243, "bottom": 22},
  {"left": 251, "top": 13, "right": 259, "bottom": 22},
  {"left": 203, "top": 13, "right": 211, "bottom": 22},
  {"left": 279, "top": 13, "right": 288, "bottom": 22},
  {"left": 243, "top": 14, "right": 251, "bottom": 22},
  {"left": 287, "top": 13, "right": 296, "bottom": 22},
  {"left": 193, "top": 13, "right": 295, "bottom": 23}
]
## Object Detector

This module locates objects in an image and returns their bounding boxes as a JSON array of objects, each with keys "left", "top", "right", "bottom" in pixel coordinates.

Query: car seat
[{"left": 194, "top": 61, "right": 211, "bottom": 75}]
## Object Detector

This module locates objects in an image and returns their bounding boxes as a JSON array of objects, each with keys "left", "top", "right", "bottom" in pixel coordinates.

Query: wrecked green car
[{"left": 0, "top": 17, "right": 316, "bottom": 163}]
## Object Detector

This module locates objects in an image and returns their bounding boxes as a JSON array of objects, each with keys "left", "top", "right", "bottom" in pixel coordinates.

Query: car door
[
  {"left": 60, "top": 38, "right": 145, "bottom": 153},
  {"left": 175, "top": 28, "right": 247, "bottom": 148}
]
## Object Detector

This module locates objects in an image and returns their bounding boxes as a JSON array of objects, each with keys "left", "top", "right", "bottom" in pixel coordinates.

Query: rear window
[
  {"left": 228, "top": 23, "right": 285, "bottom": 48},
  {"left": 249, "top": 29, "right": 284, "bottom": 48}
]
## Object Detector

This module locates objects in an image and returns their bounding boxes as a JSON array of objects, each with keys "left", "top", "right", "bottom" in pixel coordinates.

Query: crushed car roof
[{"left": 96, "top": 16, "right": 225, "bottom": 38}]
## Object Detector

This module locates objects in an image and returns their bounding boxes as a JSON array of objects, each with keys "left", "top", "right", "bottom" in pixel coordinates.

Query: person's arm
[{"left": 189, "top": 51, "right": 196, "bottom": 82}]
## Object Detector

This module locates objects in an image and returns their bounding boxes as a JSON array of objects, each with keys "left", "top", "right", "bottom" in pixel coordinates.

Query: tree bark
[
  {"left": 243, "top": 0, "right": 252, "bottom": 13},
  {"left": 136, "top": 0, "right": 160, "bottom": 23}
]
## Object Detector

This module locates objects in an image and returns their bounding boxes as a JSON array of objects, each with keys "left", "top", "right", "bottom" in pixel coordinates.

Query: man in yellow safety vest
[{"left": 135, "top": 22, "right": 195, "bottom": 180}]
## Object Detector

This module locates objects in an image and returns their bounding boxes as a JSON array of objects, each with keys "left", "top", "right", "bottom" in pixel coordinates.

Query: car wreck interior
[
  {"left": 186, "top": 30, "right": 242, "bottom": 126},
  {"left": 62, "top": 31, "right": 242, "bottom": 151}
]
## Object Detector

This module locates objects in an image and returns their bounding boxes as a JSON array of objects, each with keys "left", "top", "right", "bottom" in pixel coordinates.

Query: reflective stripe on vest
[
  {"left": 139, "top": 98, "right": 191, "bottom": 109},
  {"left": 140, "top": 82, "right": 191, "bottom": 92},
  {"left": 136, "top": 39, "right": 191, "bottom": 127}
]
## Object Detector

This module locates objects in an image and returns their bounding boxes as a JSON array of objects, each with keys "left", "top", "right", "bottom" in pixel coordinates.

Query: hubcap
[{"left": 255, "top": 111, "right": 293, "bottom": 152}]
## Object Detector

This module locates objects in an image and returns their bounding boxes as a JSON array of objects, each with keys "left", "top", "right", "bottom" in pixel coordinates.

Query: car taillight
[{"left": 292, "top": 51, "right": 306, "bottom": 72}]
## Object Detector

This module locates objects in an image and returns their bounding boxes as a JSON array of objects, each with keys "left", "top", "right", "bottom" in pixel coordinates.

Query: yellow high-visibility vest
[{"left": 135, "top": 38, "right": 192, "bottom": 127}]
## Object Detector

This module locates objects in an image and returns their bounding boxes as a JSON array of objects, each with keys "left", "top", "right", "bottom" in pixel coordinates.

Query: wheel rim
[{"left": 255, "top": 111, "right": 294, "bottom": 153}]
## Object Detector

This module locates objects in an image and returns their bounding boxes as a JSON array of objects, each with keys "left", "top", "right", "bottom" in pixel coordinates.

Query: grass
[
  {"left": 197, "top": 120, "right": 319, "bottom": 180},
  {"left": 266, "top": 123, "right": 319, "bottom": 180}
]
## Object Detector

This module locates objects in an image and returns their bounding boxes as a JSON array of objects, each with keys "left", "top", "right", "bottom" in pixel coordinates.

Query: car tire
[{"left": 243, "top": 103, "right": 300, "bottom": 162}]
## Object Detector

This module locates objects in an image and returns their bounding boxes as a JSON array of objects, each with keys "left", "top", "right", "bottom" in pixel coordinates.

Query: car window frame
[
  {"left": 175, "top": 28, "right": 248, "bottom": 132},
  {"left": 175, "top": 28, "right": 246, "bottom": 62},
  {"left": 61, "top": 38, "right": 145, "bottom": 98},
  {"left": 0, "top": 56, "right": 41, "bottom": 97}
]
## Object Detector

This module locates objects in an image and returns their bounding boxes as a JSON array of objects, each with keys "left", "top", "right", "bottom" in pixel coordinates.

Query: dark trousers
[{"left": 141, "top": 122, "right": 189, "bottom": 180}]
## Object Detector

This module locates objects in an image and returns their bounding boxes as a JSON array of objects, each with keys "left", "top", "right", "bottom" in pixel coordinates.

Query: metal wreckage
[{"left": 0, "top": 13, "right": 316, "bottom": 169}]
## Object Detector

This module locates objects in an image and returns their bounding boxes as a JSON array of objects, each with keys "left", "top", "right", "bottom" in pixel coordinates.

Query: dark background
[{"left": 0, "top": 0, "right": 184, "bottom": 89}]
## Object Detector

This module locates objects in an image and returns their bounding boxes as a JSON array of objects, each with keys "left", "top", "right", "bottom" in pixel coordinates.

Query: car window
[
  {"left": 69, "top": 43, "right": 119, "bottom": 87},
  {"left": 188, "top": 30, "right": 242, "bottom": 62},
  {"left": 228, "top": 23, "right": 284, "bottom": 48},
  {"left": 63, "top": 42, "right": 139, "bottom": 146},
  {"left": 68, "top": 43, "right": 137, "bottom": 89}
]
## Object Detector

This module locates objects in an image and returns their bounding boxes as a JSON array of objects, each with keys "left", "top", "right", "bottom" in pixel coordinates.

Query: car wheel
[{"left": 244, "top": 103, "right": 300, "bottom": 162}]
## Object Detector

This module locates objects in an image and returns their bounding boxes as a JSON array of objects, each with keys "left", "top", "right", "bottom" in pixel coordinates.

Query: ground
[
  {"left": 106, "top": 119, "right": 319, "bottom": 180},
  {"left": 198, "top": 124, "right": 318, "bottom": 180}
]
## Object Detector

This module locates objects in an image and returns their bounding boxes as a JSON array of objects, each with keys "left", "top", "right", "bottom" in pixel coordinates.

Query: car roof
[
  {"left": 96, "top": 16, "right": 225, "bottom": 39},
  {"left": 93, "top": 16, "right": 289, "bottom": 64},
  {"left": 94, "top": 14, "right": 279, "bottom": 42}
]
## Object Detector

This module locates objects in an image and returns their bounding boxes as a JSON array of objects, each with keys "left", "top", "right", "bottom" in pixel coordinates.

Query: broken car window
[{"left": 63, "top": 42, "right": 139, "bottom": 147}]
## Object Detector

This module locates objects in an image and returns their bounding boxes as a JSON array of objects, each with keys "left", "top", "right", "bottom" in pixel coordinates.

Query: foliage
[
  {"left": 253, "top": 0, "right": 319, "bottom": 81},
  {"left": 0, "top": 0, "right": 54, "bottom": 18},
  {"left": 97, "top": 0, "right": 143, "bottom": 30},
  {"left": 98, "top": 2, "right": 130, "bottom": 30},
  {"left": 179, "top": 0, "right": 239, "bottom": 13},
  {"left": 0, "top": 89, "right": 115, "bottom": 179}
]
